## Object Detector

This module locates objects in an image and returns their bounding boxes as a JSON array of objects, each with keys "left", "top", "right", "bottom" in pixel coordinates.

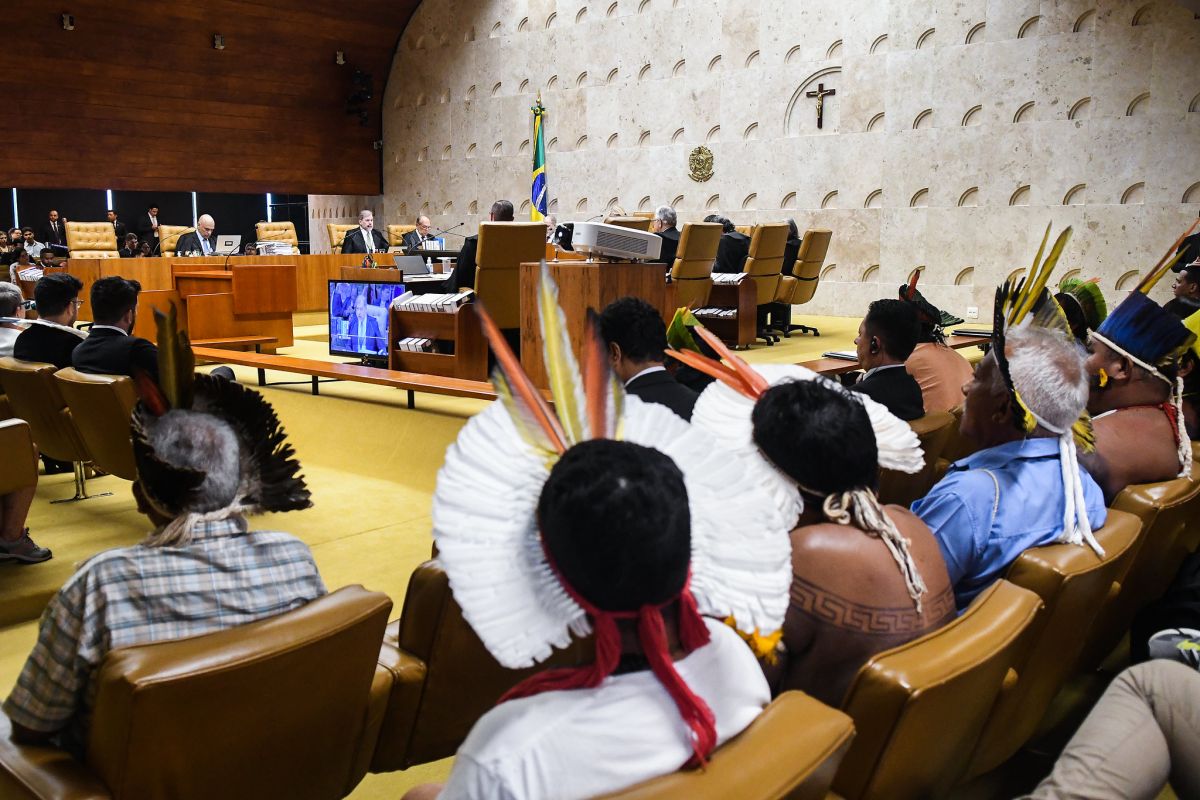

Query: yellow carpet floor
[{"left": 0, "top": 311, "right": 868, "bottom": 798}]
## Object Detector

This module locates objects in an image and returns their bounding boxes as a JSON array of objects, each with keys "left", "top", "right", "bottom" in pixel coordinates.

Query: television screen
[{"left": 328, "top": 280, "right": 405, "bottom": 360}]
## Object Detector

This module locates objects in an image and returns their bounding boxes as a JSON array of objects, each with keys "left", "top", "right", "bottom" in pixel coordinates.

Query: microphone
[
  {"left": 430, "top": 222, "right": 466, "bottom": 239},
  {"left": 585, "top": 214, "right": 604, "bottom": 222}
]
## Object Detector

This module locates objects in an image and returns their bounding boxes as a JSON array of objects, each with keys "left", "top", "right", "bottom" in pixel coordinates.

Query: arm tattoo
[{"left": 789, "top": 575, "right": 955, "bottom": 635}]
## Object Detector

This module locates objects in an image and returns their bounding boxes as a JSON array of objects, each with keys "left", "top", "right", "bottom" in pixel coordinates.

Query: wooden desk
[
  {"left": 519, "top": 260, "right": 675, "bottom": 388},
  {"left": 703, "top": 280, "right": 757, "bottom": 349},
  {"left": 172, "top": 264, "right": 297, "bottom": 349},
  {"left": 798, "top": 335, "right": 990, "bottom": 376}
]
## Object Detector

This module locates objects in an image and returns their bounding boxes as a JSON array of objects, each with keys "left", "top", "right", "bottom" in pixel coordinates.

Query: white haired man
[
  {"left": 651, "top": 205, "right": 679, "bottom": 266},
  {"left": 402, "top": 215, "right": 434, "bottom": 252},
  {"left": 341, "top": 209, "right": 390, "bottom": 254},
  {"left": 0, "top": 282, "right": 29, "bottom": 358}
]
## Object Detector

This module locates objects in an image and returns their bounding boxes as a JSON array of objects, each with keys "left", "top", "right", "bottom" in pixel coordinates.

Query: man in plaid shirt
[{"left": 4, "top": 368, "right": 325, "bottom": 755}]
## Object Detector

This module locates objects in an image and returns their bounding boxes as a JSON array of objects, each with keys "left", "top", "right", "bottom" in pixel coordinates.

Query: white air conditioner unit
[{"left": 570, "top": 222, "right": 662, "bottom": 261}]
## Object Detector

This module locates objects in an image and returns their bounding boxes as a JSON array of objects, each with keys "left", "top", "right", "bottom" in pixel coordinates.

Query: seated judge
[
  {"left": 340, "top": 209, "right": 390, "bottom": 254},
  {"left": 346, "top": 292, "right": 385, "bottom": 355},
  {"left": 174, "top": 214, "right": 217, "bottom": 256},
  {"left": 651, "top": 205, "right": 680, "bottom": 266},
  {"left": 544, "top": 213, "right": 558, "bottom": 243},
  {"left": 454, "top": 199, "right": 514, "bottom": 291},
  {"left": 71, "top": 276, "right": 160, "bottom": 382},
  {"left": 402, "top": 215, "right": 434, "bottom": 252},
  {"left": 849, "top": 300, "right": 925, "bottom": 421},
  {"left": 13, "top": 273, "right": 86, "bottom": 368},
  {"left": 598, "top": 297, "right": 698, "bottom": 420},
  {"left": 780, "top": 219, "right": 801, "bottom": 277},
  {"left": 707, "top": 215, "right": 750, "bottom": 274}
]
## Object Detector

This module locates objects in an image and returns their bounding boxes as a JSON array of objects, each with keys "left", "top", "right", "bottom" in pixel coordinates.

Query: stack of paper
[
  {"left": 711, "top": 273, "right": 747, "bottom": 285},
  {"left": 392, "top": 291, "right": 473, "bottom": 313},
  {"left": 693, "top": 306, "right": 738, "bottom": 319},
  {"left": 395, "top": 337, "right": 434, "bottom": 352}
]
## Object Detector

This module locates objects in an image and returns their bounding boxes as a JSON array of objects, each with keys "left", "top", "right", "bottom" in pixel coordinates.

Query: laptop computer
[
  {"left": 216, "top": 235, "right": 242, "bottom": 254},
  {"left": 393, "top": 255, "right": 433, "bottom": 275}
]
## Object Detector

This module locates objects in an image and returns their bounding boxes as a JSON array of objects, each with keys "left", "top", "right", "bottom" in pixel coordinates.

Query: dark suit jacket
[
  {"left": 40, "top": 221, "right": 68, "bottom": 247},
  {"left": 13, "top": 322, "right": 85, "bottom": 368},
  {"left": 850, "top": 365, "right": 925, "bottom": 421},
  {"left": 627, "top": 368, "right": 699, "bottom": 421},
  {"left": 136, "top": 214, "right": 160, "bottom": 245},
  {"left": 1164, "top": 296, "right": 1200, "bottom": 320},
  {"left": 174, "top": 231, "right": 215, "bottom": 255},
  {"left": 781, "top": 237, "right": 802, "bottom": 277},
  {"left": 112, "top": 220, "right": 127, "bottom": 241},
  {"left": 340, "top": 227, "right": 390, "bottom": 254},
  {"left": 713, "top": 232, "right": 751, "bottom": 274},
  {"left": 345, "top": 315, "right": 384, "bottom": 354},
  {"left": 654, "top": 227, "right": 680, "bottom": 266},
  {"left": 1177, "top": 233, "right": 1200, "bottom": 272},
  {"left": 402, "top": 230, "right": 431, "bottom": 252},
  {"left": 118, "top": 246, "right": 137, "bottom": 258},
  {"left": 71, "top": 327, "right": 159, "bottom": 382},
  {"left": 454, "top": 235, "right": 479, "bottom": 291}
]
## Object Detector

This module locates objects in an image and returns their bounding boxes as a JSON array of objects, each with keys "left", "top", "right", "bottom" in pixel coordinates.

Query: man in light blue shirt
[{"left": 913, "top": 326, "right": 1107, "bottom": 609}]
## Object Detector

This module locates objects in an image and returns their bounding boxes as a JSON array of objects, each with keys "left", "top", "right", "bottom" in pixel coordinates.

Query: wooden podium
[
  {"left": 519, "top": 260, "right": 675, "bottom": 388},
  {"left": 172, "top": 263, "right": 297, "bottom": 349}
]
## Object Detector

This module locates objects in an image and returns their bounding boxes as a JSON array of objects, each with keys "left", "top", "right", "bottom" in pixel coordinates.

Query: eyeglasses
[{"left": 71, "top": 299, "right": 85, "bottom": 308}]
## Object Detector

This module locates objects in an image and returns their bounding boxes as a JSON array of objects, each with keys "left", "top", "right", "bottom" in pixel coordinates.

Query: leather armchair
[
  {"left": 770, "top": 228, "right": 831, "bottom": 336},
  {"left": 157, "top": 226, "right": 193, "bottom": 256},
  {"left": 386, "top": 224, "right": 416, "bottom": 246},
  {"left": 255, "top": 221, "right": 299, "bottom": 249},
  {"left": 876, "top": 411, "right": 956, "bottom": 507},
  {"left": 965, "top": 508, "right": 1143, "bottom": 777},
  {"left": 0, "top": 358, "right": 95, "bottom": 501},
  {"left": 327, "top": 224, "right": 358, "bottom": 255},
  {"left": 53, "top": 369, "right": 138, "bottom": 481},
  {"left": 370, "top": 560, "right": 590, "bottom": 771},
  {"left": 474, "top": 222, "right": 547, "bottom": 330},
  {"left": 603, "top": 216, "right": 653, "bottom": 232},
  {"left": 833, "top": 580, "right": 1043, "bottom": 800},
  {"left": 597, "top": 691, "right": 855, "bottom": 800},
  {"left": 0, "top": 586, "right": 393, "bottom": 800},
  {"left": 64, "top": 223, "right": 119, "bottom": 259},
  {"left": 0, "top": 418, "right": 38, "bottom": 496},
  {"left": 669, "top": 223, "right": 722, "bottom": 311},
  {"left": 742, "top": 223, "right": 789, "bottom": 345}
]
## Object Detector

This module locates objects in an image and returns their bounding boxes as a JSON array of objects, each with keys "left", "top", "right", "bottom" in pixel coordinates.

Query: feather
[
  {"left": 1136, "top": 219, "right": 1200, "bottom": 295},
  {"left": 691, "top": 324, "right": 770, "bottom": 397},
  {"left": 1012, "top": 226, "right": 1072, "bottom": 326},
  {"left": 132, "top": 369, "right": 169, "bottom": 417},
  {"left": 1139, "top": 249, "right": 1188, "bottom": 294},
  {"left": 475, "top": 300, "right": 568, "bottom": 455},
  {"left": 904, "top": 269, "right": 920, "bottom": 301},
  {"left": 537, "top": 261, "right": 587, "bottom": 446},
  {"left": 582, "top": 309, "right": 621, "bottom": 440},
  {"left": 492, "top": 367, "right": 559, "bottom": 458},
  {"left": 665, "top": 347, "right": 759, "bottom": 400},
  {"left": 153, "top": 303, "right": 194, "bottom": 411},
  {"left": 665, "top": 307, "right": 704, "bottom": 353},
  {"left": 1009, "top": 222, "right": 1053, "bottom": 326}
]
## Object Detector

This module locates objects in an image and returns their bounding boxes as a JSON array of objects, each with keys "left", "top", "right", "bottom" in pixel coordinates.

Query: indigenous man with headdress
[
  {"left": 1056, "top": 277, "right": 1108, "bottom": 347},
  {"left": 1083, "top": 225, "right": 1199, "bottom": 500},
  {"left": 2, "top": 309, "right": 325, "bottom": 754},
  {"left": 679, "top": 332, "right": 955, "bottom": 705},
  {"left": 913, "top": 226, "right": 1107, "bottom": 609},
  {"left": 1180, "top": 310, "right": 1200, "bottom": 441},
  {"left": 899, "top": 272, "right": 974, "bottom": 414},
  {"left": 406, "top": 267, "right": 791, "bottom": 800}
]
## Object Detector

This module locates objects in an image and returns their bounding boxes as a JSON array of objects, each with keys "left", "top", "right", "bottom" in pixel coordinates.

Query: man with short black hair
[
  {"left": 1165, "top": 262, "right": 1200, "bottom": 320},
  {"left": 21, "top": 227, "right": 43, "bottom": 258},
  {"left": 118, "top": 233, "right": 139, "bottom": 258},
  {"left": 707, "top": 215, "right": 750, "bottom": 274},
  {"left": 598, "top": 297, "right": 698, "bottom": 420},
  {"left": 70, "top": 276, "right": 159, "bottom": 381},
  {"left": 849, "top": 299, "right": 924, "bottom": 420},
  {"left": 13, "top": 274, "right": 86, "bottom": 368},
  {"left": 651, "top": 205, "right": 680, "bottom": 266},
  {"left": 454, "top": 200, "right": 515, "bottom": 291},
  {"left": 136, "top": 204, "right": 161, "bottom": 253}
]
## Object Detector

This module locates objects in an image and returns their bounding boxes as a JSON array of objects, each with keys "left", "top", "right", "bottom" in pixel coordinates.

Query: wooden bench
[
  {"left": 190, "top": 346, "right": 497, "bottom": 409},
  {"left": 798, "top": 334, "right": 990, "bottom": 376},
  {"left": 191, "top": 335, "right": 277, "bottom": 351}
]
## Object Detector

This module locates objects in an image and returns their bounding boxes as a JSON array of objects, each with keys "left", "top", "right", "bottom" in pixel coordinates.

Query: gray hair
[
  {"left": 147, "top": 410, "right": 241, "bottom": 516},
  {"left": 655, "top": 205, "right": 677, "bottom": 227},
  {"left": 358, "top": 209, "right": 374, "bottom": 221},
  {"left": 0, "top": 282, "right": 23, "bottom": 317},
  {"left": 1006, "top": 325, "right": 1089, "bottom": 433}
]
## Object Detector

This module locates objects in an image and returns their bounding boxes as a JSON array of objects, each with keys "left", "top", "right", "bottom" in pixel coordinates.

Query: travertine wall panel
[{"left": 383, "top": 0, "right": 1200, "bottom": 316}]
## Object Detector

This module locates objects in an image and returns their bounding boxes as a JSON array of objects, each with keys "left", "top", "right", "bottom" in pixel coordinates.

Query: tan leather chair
[
  {"left": 1077, "top": 469, "right": 1200, "bottom": 670},
  {"left": 473, "top": 222, "right": 547, "bottom": 330},
  {"left": 598, "top": 691, "right": 855, "bottom": 800},
  {"left": 158, "top": 225, "right": 193, "bottom": 256},
  {"left": 64, "top": 222, "right": 119, "bottom": 259},
  {"left": 327, "top": 224, "right": 359, "bottom": 255},
  {"left": 669, "top": 222, "right": 723, "bottom": 311},
  {"left": 387, "top": 224, "right": 416, "bottom": 246},
  {"left": 832, "top": 580, "right": 1043, "bottom": 800},
  {"left": 770, "top": 228, "right": 831, "bottom": 336},
  {"left": 0, "top": 357, "right": 100, "bottom": 502},
  {"left": 255, "top": 221, "right": 299, "bottom": 250},
  {"left": 53, "top": 368, "right": 138, "bottom": 481},
  {"left": 965, "top": 509, "right": 1143, "bottom": 778},
  {"left": 734, "top": 225, "right": 753, "bottom": 237},
  {"left": 742, "top": 223, "right": 789, "bottom": 345},
  {"left": 0, "top": 585, "right": 393, "bottom": 800},
  {"left": 370, "top": 561, "right": 591, "bottom": 771},
  {"left": 0, "top": 418, "right": 38, "bottom": 497},
  {"left": 933, "top": 404, "right": 982, "bottom": 483},
  {"left": 604, "top": 216, "right": 653, "bottom": 232},
  {"left": 876, "top": 411, "right": 956, "bottom": 507}
]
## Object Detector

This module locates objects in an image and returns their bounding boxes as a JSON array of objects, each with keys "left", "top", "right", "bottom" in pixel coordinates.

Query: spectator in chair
[
  {"left": 651, "top": 206, "right": 680, "bottom": 266},
  {"left": 13, "top": 273, "right": 86, "bottom": 368},
  {"left": 0, "top": 282, "right": 29, "bottom": 357},
  {"left": 21, "top": 227, "right": 43, "bottom": 259},
  {"left": 849, "top": 299, "right": 925, "bottom": 421},
  {"left": 4, "top": 360, "right": 325, "bottom": 755},
  {"left": 71, "top": 276, "right": 159, "bottom": 382},
  {"left": 899, "top": 282, "right": 975, "bottom": 414},
  {"left": 8, "top": 248, "right": 33, "bottom": 283},
  {"left": 36, "top": 248, "right": 56, "bottom": 270},
  {"left": 454, "top": 199, "right": 514, "bottom": 292},
  {"left": 0, "top": 283, "right": 46, "bottom": 564},
  {"left": 598, "top": 297, "right": 698, "bottom": 421}
]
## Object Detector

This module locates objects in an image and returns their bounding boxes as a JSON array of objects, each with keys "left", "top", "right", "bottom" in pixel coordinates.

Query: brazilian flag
[{"left": 531, "top": 96, "right": 548, "bottom": 221}]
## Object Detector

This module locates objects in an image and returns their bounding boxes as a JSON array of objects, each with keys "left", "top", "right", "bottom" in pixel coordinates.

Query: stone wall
[{"left": 382, "top": 0, "right": 1200, "bottom": 316}]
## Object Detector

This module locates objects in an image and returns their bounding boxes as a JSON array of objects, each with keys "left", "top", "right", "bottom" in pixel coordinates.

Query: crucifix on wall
[{"left": 806, "top": 83, "right": 837, "bottom": 129}]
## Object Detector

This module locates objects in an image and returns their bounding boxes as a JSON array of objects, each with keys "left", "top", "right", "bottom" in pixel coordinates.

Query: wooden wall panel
[{"left": 0, "top": 1, "right": 419, "bottom": 196}]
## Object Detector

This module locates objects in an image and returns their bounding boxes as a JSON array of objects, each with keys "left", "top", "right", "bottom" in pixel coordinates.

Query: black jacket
[
  {"left": 402, "top": 230, "right": 433, "bottom": 252},
  {"left": 781, "top": 237, "right": 802, "bottom": 277},
  {"left": 454, "top": 235, "right": 479, "bottom": 291},
  {"left": 112, "top": 220, "right": 128, "bottom": 242},
  {"left": 713, "top": 232, "right": 751, "bottom": 274},
  {"left": 340, "top": 227, "right": 390, "bottom": 254},
  {"left": 174, "top": 231, "right": 215, "bottom": 256},
  {"left": 626, "top": 368, "right": 699, "bottom": 421},
  {"left": 40, "top": 221, "right": 67, "bottom": 247},
  {"left": 850, "top": 365, "right": 925, "bottom": 421},
  {"left": 13, "top": 322, "right": 85, "bottom": 368},
  {"left": 654, "top": 227, "right": 680, "bottom": 266},
  {"left": 71, "top": 327, "right": 159, "bottom": 382}
]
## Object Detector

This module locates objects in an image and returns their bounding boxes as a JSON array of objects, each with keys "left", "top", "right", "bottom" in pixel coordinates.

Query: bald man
[
  {"left": 175, "top": 215, "right": 217, "bottom": 256},
  {"left": 402, "top": 215, "right": 434, "bottom": 252}
]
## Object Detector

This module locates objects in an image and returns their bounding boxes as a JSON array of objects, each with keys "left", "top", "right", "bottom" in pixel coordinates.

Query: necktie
[{"left": 365, "top": 229, "right": 373, "bottom": 253}]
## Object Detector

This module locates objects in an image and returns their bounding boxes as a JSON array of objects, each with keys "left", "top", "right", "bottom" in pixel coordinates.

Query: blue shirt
[{"left": 911, "top": 438, "right": 1107, "bottom": 609}]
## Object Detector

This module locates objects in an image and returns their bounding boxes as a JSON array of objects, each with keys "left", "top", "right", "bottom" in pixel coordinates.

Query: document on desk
[{"left": 821, "top": 350, "right": 859, "bottom": 361}]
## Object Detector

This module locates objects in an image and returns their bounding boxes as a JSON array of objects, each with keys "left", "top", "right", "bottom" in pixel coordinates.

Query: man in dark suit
[
  {"left": 454, "top": 199, "right": 514, "bottom": 291},
  {"left": 340, "top": 209, "right": 390, "bottom": 255},
  {"left": 402, "top": 215, "right": 434, "bottom": 252},
  {"left": 345, "top": 292, "right": 385, "bottom": 355},
  {"left": 707, "top": 215, "right": 751, "bottom": 274},
  {"left": 136, "top": 204, "right": 161, "bottom": 254},
  {"left": 598, "top": 296, "right": 699, "bottom": 421},
  {"left": 118, "top": 233, "right": 139, "bottom": 258},
  {"left": 174, "top": 214, "right": 216, "bottom": 256},
  {"left": 13, "top": 274, "right": 86, "bottom": 368},
  {"left": 651, "top": 205, "right": 680, "bottom": 266},
  {"left": 71, "top": 276, "right": 159, "bottom": 382},
  {"left": 849, "top": 299, "right": 925, "bottom": 421},
  {"left": 39, "top": 210, "right": 67, "bottom": 251},
  {"left": 107, "top": 210, "right": 127, "bottom": 243}
]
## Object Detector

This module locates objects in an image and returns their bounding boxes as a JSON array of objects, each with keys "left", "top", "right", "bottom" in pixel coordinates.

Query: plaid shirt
[{"left": 3, "top": 517, "right": 326, "bottom": 749}]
